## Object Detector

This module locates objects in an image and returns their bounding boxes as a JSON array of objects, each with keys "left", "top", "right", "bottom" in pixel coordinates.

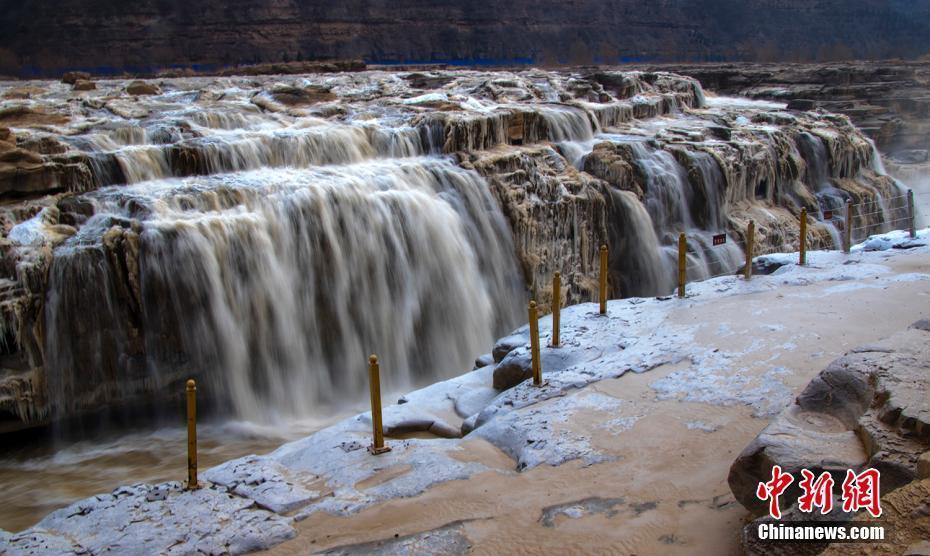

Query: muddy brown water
[{"left": 0, "top": 417, "right": 334, "bottom": 532}]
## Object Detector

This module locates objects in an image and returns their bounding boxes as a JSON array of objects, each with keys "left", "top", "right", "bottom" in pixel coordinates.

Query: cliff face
[{"left": 1, "top": 0, "right": 929, "bottom": 77}]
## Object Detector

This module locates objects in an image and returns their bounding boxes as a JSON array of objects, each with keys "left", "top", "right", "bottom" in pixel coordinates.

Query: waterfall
[
  {"left": 607, "top": 142, "right": 743, "bottom": 296},
  {"left": 538, "top": 105, "right": 598, "bottom": 168},
  {"left": 66, "top": 120, "right": 433, "bottom": 188},
  {"left": 44, "top": 158, "right": 524, "bottom": 422},
  {"left": 797, "top": 132, "right": 846, "bottom": 247}
]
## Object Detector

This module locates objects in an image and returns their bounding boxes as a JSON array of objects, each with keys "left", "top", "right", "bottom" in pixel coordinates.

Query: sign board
[
  {"left": 823, "top": 210, "right": 834, "bottom": 220},
  {"left": 713, "top": 234, "right": 727, "bottom": 246}
]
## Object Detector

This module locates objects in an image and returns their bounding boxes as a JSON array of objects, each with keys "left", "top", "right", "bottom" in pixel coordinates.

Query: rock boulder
[
  {"left": 126, "top": 80, "right": 161, "bottom": 96},
  {"left": 72, "top": 79, "right": 96, "bottom": 91},
  {"left": 61, "top": 71, "right": 90, "bottom": 85},
  {"left": 729, "top": 322, "right": 930, "bottom": 518}
]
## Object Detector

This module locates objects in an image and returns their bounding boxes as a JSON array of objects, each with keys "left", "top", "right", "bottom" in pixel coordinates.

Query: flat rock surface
[
  {"left": 730, "top": 322, "right": 930, "bottom": 518},
  {"left": 4, "top": 482, "right": 294, "bottom": 555}
]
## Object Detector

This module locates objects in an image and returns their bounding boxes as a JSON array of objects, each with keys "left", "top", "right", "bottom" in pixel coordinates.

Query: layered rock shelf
[
  {"left": 648, "top": 60, "right": 930, "bottom": 194},
  {"left": 0, "top": 69, "right": 906, "bottom": 431}
]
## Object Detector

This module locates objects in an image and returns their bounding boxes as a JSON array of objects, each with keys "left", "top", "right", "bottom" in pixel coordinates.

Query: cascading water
[
  {"left": 538, "top": 105, "right": 598, "bottom": 167},
  {"left": 66, "top": 119, "right": 434, "bottom": 188},
  {"left": 619, "top": 142, "right": 744, "bottom": 294},
  {"left": 44, "top": 158, "right": 524, "bottom": 423},
  {"left": 0, "top": 68, "right": 912, "bottom": 533},
  {"left": 797, "top": 132, "right": 848, "bottom": 246},
  {"left": 529, "top": 103, "right": 745, "bottom": 297}
]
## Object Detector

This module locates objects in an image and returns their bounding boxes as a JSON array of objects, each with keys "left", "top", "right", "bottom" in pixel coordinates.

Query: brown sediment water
[
  {"left": 0, "top": 418, "right": 331, "bottom": 532},
  {"left": 265, "top": 251, "right": 930, "bottom": 555},
  {"left": 0, "top": 69, "right": 916, "bottom": 544}
]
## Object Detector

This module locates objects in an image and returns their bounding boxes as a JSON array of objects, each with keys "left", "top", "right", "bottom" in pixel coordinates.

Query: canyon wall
[{"left": 1, "top": 1, "right": 929, "bottom": 77}]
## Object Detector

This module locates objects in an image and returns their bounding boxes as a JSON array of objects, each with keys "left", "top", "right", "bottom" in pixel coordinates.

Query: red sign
[
  {"left": 713, "top": 234, "right": 727, "bottom": 246},
  {"left": 824, "top": 210, "right": 834, "bottom": 220}
]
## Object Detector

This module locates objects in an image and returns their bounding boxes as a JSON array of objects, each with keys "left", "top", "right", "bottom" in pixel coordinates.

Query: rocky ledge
[
  {"left": 730, "top": 319, "right": 930, "bottom": 554},
  {"left": 0, "top": 68, "right": 905, "bottom": 431},
  {"left": 646, "top": 60, "right": 930, "bottom": 193}
]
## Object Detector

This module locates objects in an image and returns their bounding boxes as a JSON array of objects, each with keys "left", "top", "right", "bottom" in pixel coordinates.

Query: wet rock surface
[
  {"left": 0, "top": 68, "right": 908, "bottom": 435},
  {"left": 649, "top": 60, "right": 930, "bottom": 199},
  {"left": 731, "top": 322, "right": 930, "bottom": 553},
  {"left": 0, "top": 482, "right": 295, "bottom": 555},
  {"left": 650, "top": 62, "right": 930, "bottom": 154}
]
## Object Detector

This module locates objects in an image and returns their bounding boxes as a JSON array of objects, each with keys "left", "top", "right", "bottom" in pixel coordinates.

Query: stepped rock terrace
[{"left": 0, "top": 69, "right": 904, "bottom": 433}]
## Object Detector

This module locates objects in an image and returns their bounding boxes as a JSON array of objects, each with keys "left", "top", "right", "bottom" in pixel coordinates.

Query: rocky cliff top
[{"left": 1, "top": 0, "right": 929, "bottom": 77}]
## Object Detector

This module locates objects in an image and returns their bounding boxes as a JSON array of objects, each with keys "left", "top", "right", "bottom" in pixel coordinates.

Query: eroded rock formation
[
  {"left": 0, "top": 69, "right": 905, "bottom": 431},
  {"left": 731, "top": 320, "right": 930, "bottom": 553},
  {"left": 647, "top": 60, "right": 930, "bottom": 207}
]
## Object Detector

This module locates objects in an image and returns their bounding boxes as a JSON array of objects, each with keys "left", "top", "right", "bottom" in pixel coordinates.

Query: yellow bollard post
[
  {"left": 529, "top": 301, "right": 542, "bottom": 386},
  {"left": 186, "top": 379, "right": 200, "bottom": 490},
  {"left": 909, "top": 189, "right": 916, "bottom": 239},
  {"left": 551, "top": 272, "right": 561, "bottom": 347},
  {"left": 799, "top": 208, "right": 807, "bottom": 266},
  {"left": 367, "top": 355, "right": 391, "bottom": 455},
  {"left": 744, "top": 220, "right": 755, "bottom": 281},
  {"left": 844, "top": 200, "right": 853, "bottom": 253},
  {"left": 599, "top": 245, "right": 608, "bottom": 315},
  {"left": 678, "top": 233, "right": 687, "bottom": 298}
]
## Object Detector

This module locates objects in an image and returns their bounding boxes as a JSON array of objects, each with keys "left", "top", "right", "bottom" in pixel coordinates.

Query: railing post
[
  {"left": 799, "top": 208, "right": 807, "bottom": 266},
  {"left": 909, "top": 189, "right": 917, "bottom": 239},
  {"left": 844, "top": 200, "right": 853, "bottom": 254},
  {"left": 551, "top": 272, "right": 561, "bottom": 347},
  {"left": 186, "top": 379, "right": 200, "bottom": 490},
  {"left": 678, "top": 233, "right": 687, "bottom": 298},
  {"left": 529, "top": 301, "right": 542, "bottom": 386},
  {"left": 368, "top": 355, "right": 391, "bottom": 455},
  {"left": 599, "top": 245, "right": 608, "bottom": 315},
  {"left": 744, "top": 220, "right": 755, "bottom": 281}
]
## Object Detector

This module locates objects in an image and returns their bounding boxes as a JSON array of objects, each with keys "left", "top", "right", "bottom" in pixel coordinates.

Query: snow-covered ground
[{"left": 2, "top": 229, "right": 928, "bottom": 554}]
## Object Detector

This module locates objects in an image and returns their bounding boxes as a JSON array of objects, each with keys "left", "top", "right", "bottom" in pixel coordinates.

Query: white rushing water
[
  {"left": 0, "top": 69, "right": 912, "bottom": 535},
  {"left": 44, "top": 157, "right": 524, "bottom": 423}
]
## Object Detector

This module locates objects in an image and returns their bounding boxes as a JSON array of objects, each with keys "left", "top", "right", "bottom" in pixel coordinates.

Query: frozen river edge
[{"left": 2, "top": 229, "right": 929, "bottom": 555}]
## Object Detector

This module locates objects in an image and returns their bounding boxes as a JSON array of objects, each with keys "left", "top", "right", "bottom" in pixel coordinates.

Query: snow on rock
[
  {"left": 0, "top": 528, "right": 86, "bottom": 555},
  {"left": 687, "top": 421, "right": 721, "bottom": 433},
  {"left": 267, "top": 420, "right": 487, "bottom": 519},
  {"left": 651, "top": 352, "right": 795, "bottom": 418},
  {"left": 470, "top": 397, "right": 610, "bottom": 470},
  {"left": 4, "top": 227, "right": 930, "bottom": 554},
  {"left": 203, "top": 456, "right": 324, "bottom": 514},
  {"left": 851, "top": 228, "right": 929, "bottom": 253},
  {"left": 16, "top": 482, "right": 294, "bottom": 554},
  {"left": 470, "top": 390, "right": 626, "bottom": 470}
]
